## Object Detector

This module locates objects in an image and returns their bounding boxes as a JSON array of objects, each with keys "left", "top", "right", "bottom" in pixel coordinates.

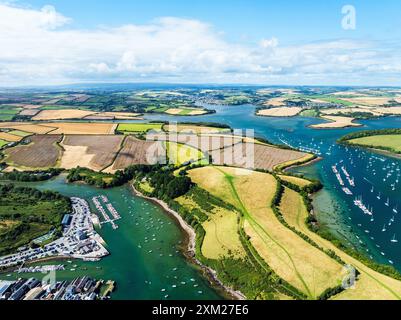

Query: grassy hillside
[
  {"left": 279, "top": 187, "right": 401, "bottom": 300},
  {"left": 188, "top": 166, "right": 344, "bottom": 299},
  {"left": 0, "top": 184, "right": 71, "bottom": 255}
]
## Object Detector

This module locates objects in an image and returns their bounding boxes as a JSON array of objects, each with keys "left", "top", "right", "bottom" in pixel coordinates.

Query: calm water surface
[
  {"left": 0, "top": 176, "right": 222, "bottom": 300},
  {"left": 145, "top": 104, "right": 401, "bottom": 269},
  {"left": 3, "top": 104, "right": 401, "bottom": 298}
]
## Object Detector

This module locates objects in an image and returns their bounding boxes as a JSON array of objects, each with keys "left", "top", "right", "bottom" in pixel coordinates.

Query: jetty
[{"left": 92, "top": 196, "right": 121, "bottom": 230}]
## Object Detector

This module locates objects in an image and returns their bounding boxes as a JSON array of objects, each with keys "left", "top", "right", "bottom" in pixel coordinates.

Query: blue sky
[
  {"left": 19, "top": 0, "right": 401, "bottom": 44},
  {"left": 1, "top": 0, "right": 401, "bottom": 85}
]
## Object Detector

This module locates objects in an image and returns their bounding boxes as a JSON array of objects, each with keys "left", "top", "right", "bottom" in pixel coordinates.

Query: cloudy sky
[{"left": 1, "top": 0, "right": 401, "bottom": 86}]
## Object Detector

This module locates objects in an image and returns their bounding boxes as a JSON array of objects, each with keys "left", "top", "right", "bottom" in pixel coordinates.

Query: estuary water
[
  {"left": 3, "top": 103, "right": 401, "bottom": 299},
  {"left": 0, "top": 176, "right": 222, "bottom": 300},
  {"left": 144, "top": 104, "right": 401, "bottom": 270}
]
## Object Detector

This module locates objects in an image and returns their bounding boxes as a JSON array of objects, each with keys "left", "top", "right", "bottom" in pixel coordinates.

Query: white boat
[
  {"left": 391, "top": 234, "right": 398, "bottom": 243},
  {"left": 393, "top": 206, "right": 398, "bottom": 214},
  {"left": 385, "top": 198, "right": 390, "bottom": 207},
  {"left": 377, "top": 192, "right": 381, "bottom": 200},
  {"left": 382, "top": 224, "right": 386, "bottom": 232}
]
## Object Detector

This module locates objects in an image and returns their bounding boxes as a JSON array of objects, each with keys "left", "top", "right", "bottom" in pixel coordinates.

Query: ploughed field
[
  {"left": 0, "top": 122, "right": 312, "bottom": 173},
  {"left": 109, "top": 136, "right": 166, "bottom": 171},
  {"left": 61, "top": 135, "right": 125, "bottom": 171},
  {"left": 4, "top": 135, "right": 62, "bottom": 169},
  {"left": 210, "top": 143, "right": 310, "bottom": 171}
]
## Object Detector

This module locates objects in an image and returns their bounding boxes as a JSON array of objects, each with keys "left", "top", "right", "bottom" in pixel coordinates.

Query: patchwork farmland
[
  {"left": 108, "top": 136, "right": 166, "bottom": 172},
  {"left": 61, "top": 135, "right": 125, "bottom": 171},
  {"left": 210, "top": 143, "right": 309, "bottom": 171},
  {"left": 4, "top": 135, "right": 63, "bottom": 169}
]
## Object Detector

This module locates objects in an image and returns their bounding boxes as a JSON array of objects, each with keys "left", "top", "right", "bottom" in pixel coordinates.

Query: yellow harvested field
[
  {"left": 165, "top": 108, "right": 208, "bottom": 115},
  {"left": 278, "top": 175, "right": 312, "bottom": 188},
  {"left": 1, "top": 124, "right": 57, "bottom": 134},
  {"left": 320, "top": 107, "right": 380, "bottom": 116},
  {"left": 42, "top": 123, "right": 117, "bottom": 135},
  {"left": 60, "top": 145, "right": 94, "bottom": 169},
  {"left": 280, "top": 187, "right": 401, "bottom": 300},
  {"left": 189, "top": 166, "right": 344, "bottom": 298},
  {"left": 0, "top": 132, "right": 23, "bottom": 142},
  {"left": 341, "top": 97, "right": 393, "bottom": 106},
  {"left": 165, "top": 108, "right": 185, "bottom": 115},
  {"left": 321, "top": 106, "right": 401, "bottom": 117},
  {"left": 86, "top": 112, "right": 142, "bottom": 120},
  {"left": 274, "top": 154, "right": 315, "bottom": 171},
  {"left": 60, "top": 135, "right": 124, "bottom": 170},
  {"left": 310, "top": 116, "right": 362, "bottom": 129},
  {"left": 188, "top": 109, "right": 208, "bottom": 115},
  {"left": 372, "top": 106, "right": 401, "bottom": 115},
  {"left": 263, "top": 97, "right": 287, "bottom": 107},
  {"left": 176, "top": 195, "right": 244, "bottom": 259},
  {"left": 257, "top": 107, "right": 302, "bottom": 117},
  {"left": 32, "top": 109, "right": 95, "bottom": 120},
  {"left": 201, "top": 208, "right": 244, "bottom": 259}
]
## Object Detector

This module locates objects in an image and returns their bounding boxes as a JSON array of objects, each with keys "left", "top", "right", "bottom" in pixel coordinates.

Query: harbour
[
  {"left": 0, "top": 176, "right": 222, "bottom": 300},
  {"left": 3, "top": 103, "right": 401, "bottom": 298}
]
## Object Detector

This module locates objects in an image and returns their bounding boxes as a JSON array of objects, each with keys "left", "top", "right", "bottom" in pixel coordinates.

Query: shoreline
[
  {"left": 130, "top": 184, "right": 246, "bottom": 301},
  {"left": 281, "top": 156, "right": 322, "bottom": 173}
]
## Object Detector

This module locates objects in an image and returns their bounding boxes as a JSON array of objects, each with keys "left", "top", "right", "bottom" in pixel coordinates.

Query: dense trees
[
  {"left": 130, "top": 164, "right": 192, "bottom": 200},
  {"left": 0, "top": 168, "right": 62, "bottom": 182},
  {"left": 0, "top": 184, "right": 71, "bottom": 255},
  {"left": 339, "top": 128, "right": 401, "bottom": 142}
]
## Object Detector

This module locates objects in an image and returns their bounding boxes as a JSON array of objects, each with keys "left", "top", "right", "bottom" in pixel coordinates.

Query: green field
[
  {"left": 188, "top": 166, "right": 344, "bottom": 299},
  {"left": 0, "top": 184, "right": 70, "bottom": 255},
  {"left": 7, "top": 130, "right": 31, "bottom": 137},
  {"left": 117, "top": 123, "right": 164, "bottom": 133},
  {"left": 0, "top": 105, "right": 22, "bottom": 121},
  {"left": 303, "top": 95, "right": 355, "bottom": 106},
  {"left": 0, "top": 139, "right": 8, "bottom": 148},
  {"left": 176, "top": 188, "right": 244, "bottom": 260},
  {"left": 299, "top": 109, "right": 319, "bottom": 117},
  {"left": 166, "top": 142, "right": 205, "bottom": 166},
  {"left": 348, "top": 134, "right": 401, "bottom": 153}
]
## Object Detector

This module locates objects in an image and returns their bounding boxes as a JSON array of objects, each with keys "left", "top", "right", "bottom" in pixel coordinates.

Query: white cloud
[
  {"left": 0, "top": 3, "right": 400, "bottom": 86},
  {"left": 260, "top": 37, "right": 278, "bottom": 49}
]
